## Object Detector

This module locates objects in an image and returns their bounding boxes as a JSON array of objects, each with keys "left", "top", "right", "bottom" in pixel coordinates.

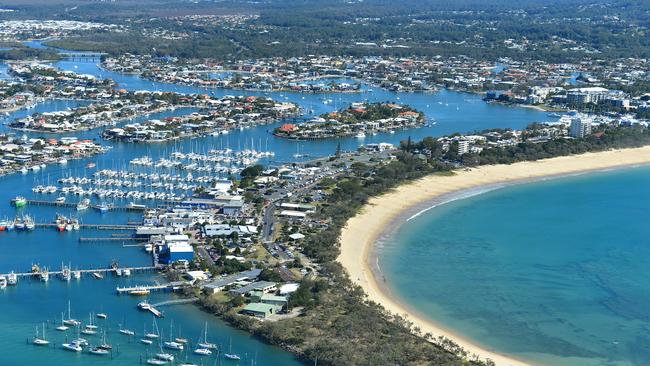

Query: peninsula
[{"left": 274, "top": 102, "right": 425, "bottom": 140}]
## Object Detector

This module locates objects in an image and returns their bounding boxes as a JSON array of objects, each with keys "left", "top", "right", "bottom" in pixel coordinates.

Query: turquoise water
[{"left": 380, "top": 166, "right": 650, "bottom": 366}]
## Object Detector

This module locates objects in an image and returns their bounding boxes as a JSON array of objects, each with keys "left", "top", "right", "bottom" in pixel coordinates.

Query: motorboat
[
  {"left": 129, "top": 287, "right": 150, "bottom": 296},
  {"left": 119, "top": 328, "right": 135, "bottom": 336},
  {"left": 194, "top": 347, "right": 212, "bottom": 356},
  {"left": 7, "top": 272, "right": 17, "bottom": 286},
  {"left": 156, "top": 353, "right": 174, "bottom": 361},
  {"left": 163, "top": 341, "right": 184, "bottom": 350},
  {"left": 62, "top": 341, "right": 83, "bottom": 352}
]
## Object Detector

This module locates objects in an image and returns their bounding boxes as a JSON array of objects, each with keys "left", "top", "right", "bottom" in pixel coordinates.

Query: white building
[
  {"left": 570, "top": 117, "right": 592, "bottom": 138},
  {"left": 457, "top": 140, "right": 470, "bottom": 155}
]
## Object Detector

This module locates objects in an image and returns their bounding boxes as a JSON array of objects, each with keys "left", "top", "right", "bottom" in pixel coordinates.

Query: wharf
[
  {"left": 37, "top": 223, "right": 137, "bottom": 230},
  {"left": 78, "top": 237, "right": 149, "bottom": 242},
  {"left": 150, "top": 297, "right": 199, "bottom": 307},
  {"left": 116, "top": 281, "right": 187, "bottom": 295},
  {"left": 1, "top": 266, "right": 157, "bottom": 279},
  {"left": 13, "top": 199, "right": 147, "bottom": 212}
]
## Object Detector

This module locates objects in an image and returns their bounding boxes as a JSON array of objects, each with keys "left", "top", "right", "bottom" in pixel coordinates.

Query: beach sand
[{"left": 338, "top": 146, "right": 650, "bottom": 366}]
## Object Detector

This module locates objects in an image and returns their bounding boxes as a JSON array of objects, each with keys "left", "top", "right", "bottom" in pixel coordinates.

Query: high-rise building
[
  {"left": 457, "top": 140, "right": 470, "bottom": 155},
  {"left": 569, "top": 117, "right": 592, "bottom": 138}
]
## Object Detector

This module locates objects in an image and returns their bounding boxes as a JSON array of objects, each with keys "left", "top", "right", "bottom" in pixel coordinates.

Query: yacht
[
  {"left": 224, "top": 337, "right": 240, "bottom": 360},
  {"left": 141, "top": 338, "right": 153, "bottom": 345},
  {"left": 56, "top": 217, "right": 66, "bottom": 232},
  {"left": 73, "top": 338, "right": 89, "bottom": 347},
  {"left": 76, "top": 199, "right": 90, "bottom": 211},
  {"left": 13, "top": 196, "right": 27, "bottom": 207},
  {"left": 32, "top": 324, "right": 49, "bottom": 346},
  {"left": 98, "top": 331, "right": 112, "bottom": 350},
  {"left": 163, "top": 340, "right": 184, "bottom": 350},
  {"left": 355, "top": 131, "right": 366, "bottom": 138},
  {"left": 7, "top": 272, "right": 17, "bottom": 286},
  {"left": 197, "top": 322, "right": 217, "bottom": 349},
  {"left": 194, "top": 347, "right": 212, "bottom": 356},
  {"left": 156, "top": 353, "right": 174, "bottom": 361},
  {"left": 56, "top": 312, "right": 69, "bottom": 331},
  {"left": 14, "top": 217, "right": 25, "bottom": 231},
  {"left": 89, "top": 347, "right": 110, "bottom": 355},
  {"left": 224, "top": 353, "right": 241, "bottom": 360},
  {"left": 0, "top": 276, "right": 6, "bottom": 289},
  {"left": 62, "top": 341, "right": 83, "bottom": 352},
  {"left": 119, "top": 327, "right": 135, "bottom": 336},
  {"left": 96, "top": 313, "right": 108, "bottom": 319},
  {"left": 60, "top": 265, "right": 71, "bottom": 281},
  {"left": 24, "top": 215, "right": 36, "bottom": 231},
  {"left": 63, "top": 301, "right": 80, "bottom": 326},
  {"left": 81, "top": 326, "right": 97, "bottom": 335},
  {"left": 146, "top": 359, "right": 166, "bottom": 365},
  {"left": 130, "top": 287, "right": 150, "bottom": 296},
  {"left": 98, "top": 203, "right": 109, "bottom": 213}
]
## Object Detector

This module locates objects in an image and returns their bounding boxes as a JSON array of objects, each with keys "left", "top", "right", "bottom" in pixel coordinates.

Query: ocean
[{"left": 380, "top": 166, "right": 650, "bottom": 366}]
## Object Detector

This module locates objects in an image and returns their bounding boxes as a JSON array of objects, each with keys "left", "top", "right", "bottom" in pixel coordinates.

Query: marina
[{"left": 0, "top": 40, "right": 547, "bottom": 366}]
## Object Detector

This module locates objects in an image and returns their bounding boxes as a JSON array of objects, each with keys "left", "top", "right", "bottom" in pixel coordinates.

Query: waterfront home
[{"left": 274, "top": 102, "right": 425, "bottom": 139}]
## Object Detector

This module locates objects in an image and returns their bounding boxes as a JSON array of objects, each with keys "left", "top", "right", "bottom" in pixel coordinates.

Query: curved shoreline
[{"left": 338, "top": 146, "right": 650, "bottom": 366}]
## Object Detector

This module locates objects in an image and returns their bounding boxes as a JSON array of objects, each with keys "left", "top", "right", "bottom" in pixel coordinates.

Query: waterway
[{"left": 0, "top": 42, "right": 550, "bottom": 365}]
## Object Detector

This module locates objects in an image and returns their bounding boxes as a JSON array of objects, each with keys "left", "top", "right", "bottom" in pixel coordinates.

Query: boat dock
[
  {"left": 78, "top": 237, "right": 149, "bottom": 242},
  {"left": 36, "top": 223, "right": 138, "bottom": 231},
  {"left": 150, "top": 297, "right": 199, "bottom": 307},
  {"left": 116, "top": 280, "right": 187, "bottom": 295},
  {"left": 147, "top": 305, "right": 163, "bottom": 318},
  {"left": 1, "top": 266, "right": 157, "bottom": 279},
  {"left": 12, "top": 198, "right": 147, "bottom": 212}
]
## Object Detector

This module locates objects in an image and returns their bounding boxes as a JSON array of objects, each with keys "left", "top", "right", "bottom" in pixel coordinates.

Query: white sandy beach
[{"left": 338, "top": 146, "right": 650, "bottom": 366}]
